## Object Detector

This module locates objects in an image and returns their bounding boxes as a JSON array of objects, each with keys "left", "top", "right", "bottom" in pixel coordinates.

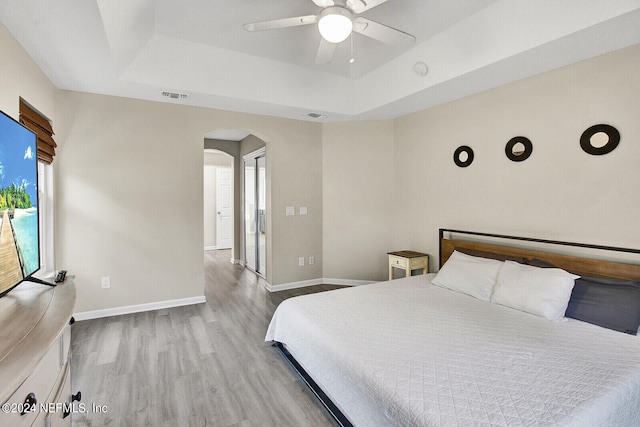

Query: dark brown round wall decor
[
  {"left": 505, "top": 136, "right": 533, "bottom": 162},
  {"left": 580, "top": 124, "right": 620, "bottom": 155},
  {"left": 453, "top": 145, "right": 474, "bottom": 167}
]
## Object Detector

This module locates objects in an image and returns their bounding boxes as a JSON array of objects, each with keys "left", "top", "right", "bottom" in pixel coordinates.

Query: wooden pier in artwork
[{"left": 0, "top": 210, "right": 25, "bottom": 292}]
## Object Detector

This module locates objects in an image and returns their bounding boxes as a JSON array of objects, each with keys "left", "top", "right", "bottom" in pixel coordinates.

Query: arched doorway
[{"left": 204, "top": 129, "right": 268, "bottom": 279}]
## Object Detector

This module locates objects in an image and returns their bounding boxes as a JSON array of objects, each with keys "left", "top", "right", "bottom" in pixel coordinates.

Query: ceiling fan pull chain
[{"left": 350, "top": 33, "right": 355, "bottom": 64}]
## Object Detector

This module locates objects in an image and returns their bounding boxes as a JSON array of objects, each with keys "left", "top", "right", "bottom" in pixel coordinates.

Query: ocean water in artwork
[{"left": 11, "top": 208, "right": 39, "bottom": 275}]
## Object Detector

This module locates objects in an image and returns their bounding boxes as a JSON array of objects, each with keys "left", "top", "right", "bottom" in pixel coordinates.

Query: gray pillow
[{"left": 566, "top": 276, "right": 640, "bottom": 335}]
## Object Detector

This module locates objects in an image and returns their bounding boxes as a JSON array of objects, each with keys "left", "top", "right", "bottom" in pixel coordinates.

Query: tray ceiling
[{"left": 1, "top": 0, "right": 640, "bottom": 122}]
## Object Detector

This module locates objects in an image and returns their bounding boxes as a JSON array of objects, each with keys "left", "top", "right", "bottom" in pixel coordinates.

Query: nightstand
[{"left": 387, "top": 251, "right": 429, "bottom": 280}]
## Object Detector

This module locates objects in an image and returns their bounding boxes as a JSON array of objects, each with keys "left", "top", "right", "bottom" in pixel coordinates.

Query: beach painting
[{"left": 0, "top": 112, "right": 39, "bottom": 294}]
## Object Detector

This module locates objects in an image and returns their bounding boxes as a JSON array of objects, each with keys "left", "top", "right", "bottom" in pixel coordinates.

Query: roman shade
[{"left": 19, "top": 100, "right": 56, "bottom": 164}]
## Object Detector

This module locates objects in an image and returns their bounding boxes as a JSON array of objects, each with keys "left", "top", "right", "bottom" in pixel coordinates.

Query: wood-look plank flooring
[{"left": 70, "top": 250, "right": 346, "bottom": 427}]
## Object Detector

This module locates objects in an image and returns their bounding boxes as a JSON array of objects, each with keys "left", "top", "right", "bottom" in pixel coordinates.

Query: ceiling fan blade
[
  {"left": 243, "top": 15, "right": 318, "bottom": 32},
  {"left": 315, "top": 38, "right": 337, "bottom": 64},
  {"left": 347, "top": 0, "right": 388, "bottom": 14},
  {"left": 353, "top": 17, "right": 415, "bottom": 46},
  {"left": 311, "top": 0, "right": 335, "bottom": 7}
]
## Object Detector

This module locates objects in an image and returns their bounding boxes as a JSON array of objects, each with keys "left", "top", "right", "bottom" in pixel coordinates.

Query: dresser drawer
[
  {"left": 0, "top": 338, "right": 61, "bottom": 426},
  {"left": 60, "top": 323, "right": 71, "bottom": 365},
  {"left": 45, "top": 360, "right": 72, "bottom": 427}
]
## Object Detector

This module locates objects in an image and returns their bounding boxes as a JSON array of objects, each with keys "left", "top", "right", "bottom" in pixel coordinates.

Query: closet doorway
[{"left": 244, "top": 148, "right": 266, "bottom": 276}]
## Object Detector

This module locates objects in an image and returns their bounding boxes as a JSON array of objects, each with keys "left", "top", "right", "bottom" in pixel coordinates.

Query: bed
[{"left": 265, "top": 229, "right": 640, "bottom": 426}]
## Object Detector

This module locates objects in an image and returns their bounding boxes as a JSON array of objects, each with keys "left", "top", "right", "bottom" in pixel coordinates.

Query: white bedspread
[{"left": 265, "top": 275, "right": 640, "bottom": 426}]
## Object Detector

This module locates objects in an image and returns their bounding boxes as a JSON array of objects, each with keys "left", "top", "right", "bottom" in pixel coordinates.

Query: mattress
[{"left": 265, "top": 274, "right": 640, "bottom": 426}]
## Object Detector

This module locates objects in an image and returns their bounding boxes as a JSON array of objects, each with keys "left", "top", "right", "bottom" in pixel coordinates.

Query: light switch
[
  {"left": 286, "top": 206, "right": 295, "bottom": 216},
  {"left": 299, "top": 206, "right": 307, "bottom": 215}
]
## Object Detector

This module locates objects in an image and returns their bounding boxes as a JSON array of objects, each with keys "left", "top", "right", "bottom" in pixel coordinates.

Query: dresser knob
[
  {"left": 72, "top": 391, "right": 82, "bottom": 402},
  {"left": 20, "top": 392, "right": 36, "bottom": 416}
]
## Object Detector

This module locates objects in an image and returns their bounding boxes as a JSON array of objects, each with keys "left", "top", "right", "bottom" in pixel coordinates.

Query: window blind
[{"left": 19, "top": 100, "right": 56, "bottom": 164}]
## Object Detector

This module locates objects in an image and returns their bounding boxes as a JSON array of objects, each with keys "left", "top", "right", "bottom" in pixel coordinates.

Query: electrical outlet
[
  {"left": 309, "top": 256, "right": 315, "bottom": 265},
  {"left": 298, "top": 257, "right": 305, "bottom": 267},
  {"left": 101, "top": 276, "right": 111, "bottom": 289}
]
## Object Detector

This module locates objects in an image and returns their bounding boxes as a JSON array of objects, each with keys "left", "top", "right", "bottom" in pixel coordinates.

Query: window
[
  {"left": 19, "top": 99, "right": 57, "bottom": 274},
  {"left": 37, "top": 162, "right": 54, "bottom": 273}
]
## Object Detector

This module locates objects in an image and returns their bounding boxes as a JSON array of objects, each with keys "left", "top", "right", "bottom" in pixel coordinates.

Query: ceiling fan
[{"left": 243, "top": 0, "right": 415, "bottom": 65}]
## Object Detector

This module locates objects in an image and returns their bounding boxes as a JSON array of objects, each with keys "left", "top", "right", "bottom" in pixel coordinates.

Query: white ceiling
[{"left": 2, "top": 0, "right": 640, "bottom": 122}]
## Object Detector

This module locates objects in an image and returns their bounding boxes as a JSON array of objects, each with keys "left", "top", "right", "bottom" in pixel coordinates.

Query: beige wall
[
  {"left": 0, "top": 23, "right": 57, "bottom": 121},
  {"left": 269, "top": 122, "right": 324, "bottom": 284},
  {"left": 392, "top": 44, "right": 640, "bottom": 272},
  {"left": 55, "top": 92, "right": 206, "bottom": 312},
  {"left": 322, "top": 120, "right": 395, "bottom": 281}
]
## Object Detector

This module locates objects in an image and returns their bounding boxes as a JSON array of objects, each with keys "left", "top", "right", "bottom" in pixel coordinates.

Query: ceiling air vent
[
  {"left": 161, "top": 91, "right": 188, "bottom": 100},
  {"left": 307, "top": 112, "right": 325, "bottom": 119}
]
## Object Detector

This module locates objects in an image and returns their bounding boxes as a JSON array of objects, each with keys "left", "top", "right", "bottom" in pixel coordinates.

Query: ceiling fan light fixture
[{"left": 318, "top": 7, "right": 353, "bottom": 43}]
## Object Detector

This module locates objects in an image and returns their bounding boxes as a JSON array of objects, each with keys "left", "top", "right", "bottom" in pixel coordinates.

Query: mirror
[
  {"left": 454, "top": 146, "right": 474, "bottom": 167},
  {"left": 511, "top": 142, "right": 526, "bottom": 156},
  {"left": 590, "top": 131, "right": 610, "bottom": 148},
  {"left": 505, "top": 136, "right": 532, "bottom": 162},
  {"left": 580, "top": 124, "right": 620, "bottom": 155}
]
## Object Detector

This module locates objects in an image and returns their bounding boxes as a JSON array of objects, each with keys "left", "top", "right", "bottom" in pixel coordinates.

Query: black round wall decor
[
  {"left": 580, "top": 124, "right": 620, "bottom": 156},
  {"left": 505, "top": 136, "right": 533, "bottom": 162},
  {"left": 453, "top": 145, "right": 474, "bottom": 168}
]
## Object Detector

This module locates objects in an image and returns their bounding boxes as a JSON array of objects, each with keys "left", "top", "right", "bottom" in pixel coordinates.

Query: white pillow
[
  {"left": 491, "top": 261, "right": 579, "bottom": 321},
  {"left": 431, "top": 250, "right": 503, "bottom": 301}
]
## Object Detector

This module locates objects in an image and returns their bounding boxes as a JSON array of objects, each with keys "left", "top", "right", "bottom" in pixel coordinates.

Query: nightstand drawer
[{"left": 389, "top": 255, "right": 407, "bottom": 268}]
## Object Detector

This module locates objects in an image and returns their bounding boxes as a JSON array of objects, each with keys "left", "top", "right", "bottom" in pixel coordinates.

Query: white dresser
[{"left": 0, "top": 280, "right": 77, "bottom": 427}]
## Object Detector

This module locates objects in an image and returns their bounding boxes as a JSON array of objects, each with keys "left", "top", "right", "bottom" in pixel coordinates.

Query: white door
[{"left": 216, "top": 167, "right": 233, "bottom": 249}]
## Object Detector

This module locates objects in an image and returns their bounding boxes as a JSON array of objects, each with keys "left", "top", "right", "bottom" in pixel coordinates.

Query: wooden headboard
[{"left": 439, "top": 229, "right": 640, "bottom": 281}]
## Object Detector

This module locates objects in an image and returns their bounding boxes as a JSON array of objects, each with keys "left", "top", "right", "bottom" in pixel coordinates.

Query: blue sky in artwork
[{"left": 0, "top": 112, "right": 38, "bottom": 207}]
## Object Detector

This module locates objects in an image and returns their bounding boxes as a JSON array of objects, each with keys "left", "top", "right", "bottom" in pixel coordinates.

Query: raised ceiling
[{"left": 1, "top": 0, "right": 640, "bottom": 122}]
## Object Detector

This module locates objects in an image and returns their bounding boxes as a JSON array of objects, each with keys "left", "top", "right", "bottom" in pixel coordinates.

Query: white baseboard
[
  {"left": 265, "top": 278, "right": 321, "bottom": 292},
  {"left": 322, "top": 278, "right": 375, "bottom": 287},
  {"left": 73, "top": 295, "right": 207, "bottom": 321},
  {"left": 265, "top": 277, "right": 374, "bottom": 292},
  {"left": 204, "top": 246, "right": 233, "bottom": 251}
]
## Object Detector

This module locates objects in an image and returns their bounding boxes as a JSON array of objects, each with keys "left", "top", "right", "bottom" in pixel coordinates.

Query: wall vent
[{"left": 161, "top": 91, "right": 188, "bottom": 100}]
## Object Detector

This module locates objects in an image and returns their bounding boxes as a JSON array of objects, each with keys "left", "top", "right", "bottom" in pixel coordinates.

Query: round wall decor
[
  {"left": 453, "top": 145, "right": 474, "bottom": 167},
  {"left": 505, "top": 136, "right": 533, "bottom": 162},
  {"left": 580, "top": 124, "right": 620, "bottom": 155}
]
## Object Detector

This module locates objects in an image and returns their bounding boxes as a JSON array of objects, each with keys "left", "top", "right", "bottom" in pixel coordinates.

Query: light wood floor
[{"left": 70, "top": 250, "right": 345, "bottom": 427}]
